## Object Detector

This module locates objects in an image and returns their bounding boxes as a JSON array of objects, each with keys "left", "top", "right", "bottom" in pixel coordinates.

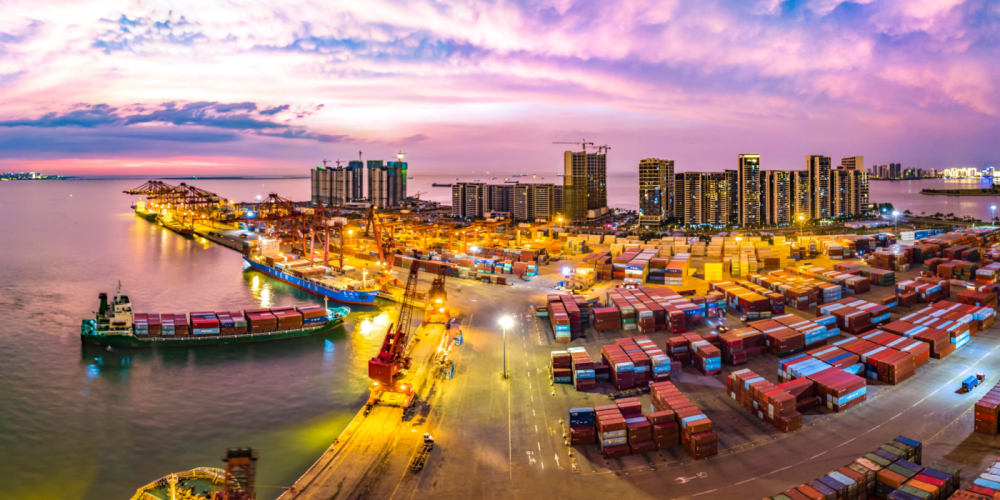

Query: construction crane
[
  {"left": 367, "top": 255, "right": 422, "bottom": 410},
  {"left": 411, "top": 191, "right": 428, "bottom": 200},
  {"left": 596, "top": 144, "right": 611, "bottom": 155},
  {"left": 552, "top": 139, "right": 594, "bottom": 152}
]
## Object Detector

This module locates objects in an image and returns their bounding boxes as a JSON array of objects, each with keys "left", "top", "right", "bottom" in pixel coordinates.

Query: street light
[
  {"left": 348, "top": 229, "right": 353, "bottom": 249},
  {"left": 499, "top": 315, "right": 513, "bottom": 379},
  {"left": 992, "top": 205, "right": 997, "bottom": 226},
  {"left": 893, "top": 211, "right": 899, "bottom": 237},
  {"left": 797, "top": 214, "right": 805, "bottom": 240}
]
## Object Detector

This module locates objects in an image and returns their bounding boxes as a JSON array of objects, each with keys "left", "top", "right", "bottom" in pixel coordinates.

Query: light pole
[
  {"left": 797, "top": 214, "right": 805, "bottom": 240},
  {"left": 893, "top": 211, "right": 899, "bottom": 237},
  {"left": 499, "top": 315, "right": 513, "bottom": 379},
  {"left": 992, "top": 205, "right": 997, "bottom": 226},
  {"left": 348, "top": 229, "right": 353, "bottom": 250}
]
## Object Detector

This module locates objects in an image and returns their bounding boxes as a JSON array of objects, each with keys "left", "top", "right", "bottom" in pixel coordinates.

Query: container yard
[{"left": 123, "top": 196, "right": 1000, "bottom": 500}]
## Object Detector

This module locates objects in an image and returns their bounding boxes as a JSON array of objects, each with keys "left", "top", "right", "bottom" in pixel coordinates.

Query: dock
[{"left": 280, "top": 324, "right": 448, "bottom": 500}]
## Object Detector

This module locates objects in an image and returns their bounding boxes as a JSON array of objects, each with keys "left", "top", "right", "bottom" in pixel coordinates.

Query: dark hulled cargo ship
[{"left": 80, "top": 285, "right": 349, "bottom": 348}]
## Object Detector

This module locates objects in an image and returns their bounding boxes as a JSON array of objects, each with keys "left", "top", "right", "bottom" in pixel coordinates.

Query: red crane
[{"left": 367, "top": 256, "right": 421, "bottom": 409}]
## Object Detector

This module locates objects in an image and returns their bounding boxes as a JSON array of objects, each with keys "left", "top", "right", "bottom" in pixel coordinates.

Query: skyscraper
[
  {"left": 638, "top": 158, "right": 674, "bottom": 226},
  {"left": 679, "top": 172, "right": 703, "bottom": 226},
  {"left": 451, "top": 182, "right": 486, "bottom": 218},
  {"left": 841, "top": 156, "right": 864, "bottom": 172},
  {"left": 702, "top": 172, "right": 730, "bottom": 226},
  {"left": 367, "top": 159, "right": 407, "bottom": 208},
  {"left": 563, "top": 149, "right": 609, "bottom": 224},
  {"left": 486, "top": 184, "right": 514, "bottom": 214},
  {"left": 806, "top": 155, "right": 831, "bottom": 219},
  {"left": 831, "top": 169, "right": 850, "bottom": 218},
  {"left": 791, "top": 170, "right": 810, "bottom": 219},
  {"left": 738, "top": 154, "right": 761, "bottom": 227},
  {"left": 724, "top": 169, "right": 739, "bottom": 225},
  {"left": 311, "top": 161, "right": 365, "bottom": 206},
  {"left": 762, "top": 170, "right": 792, "bottom": 226}
]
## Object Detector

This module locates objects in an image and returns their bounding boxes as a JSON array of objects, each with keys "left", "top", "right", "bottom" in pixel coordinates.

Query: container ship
[
  {"left": 80, "top": 286, "right": 349, "bottom": 348},
  {"left": 243, "top": 245, "right": 380, "bottom": 305},
  {"left": 132, "top": 198, "right": 159, "bottom": 222}
]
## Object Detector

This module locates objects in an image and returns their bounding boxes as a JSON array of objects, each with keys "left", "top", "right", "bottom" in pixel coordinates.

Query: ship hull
[
  {"left": 135, "top": 209, "right": 159, "bottom": 222},
  {"left": 81, "top": 317, "right": 344, "bottom": 348},
  {"left": 243, "top": 258, "right": 379, "bottom": 305}
]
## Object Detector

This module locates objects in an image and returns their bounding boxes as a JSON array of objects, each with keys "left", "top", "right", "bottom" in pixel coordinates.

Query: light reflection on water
[{"left": 0, "top": 179, "right": 393, "bottom": 500}]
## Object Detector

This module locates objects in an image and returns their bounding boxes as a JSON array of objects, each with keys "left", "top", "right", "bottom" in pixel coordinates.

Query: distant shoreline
[{"left": 920, "top": 188, "right": 999, "bottom": 196}]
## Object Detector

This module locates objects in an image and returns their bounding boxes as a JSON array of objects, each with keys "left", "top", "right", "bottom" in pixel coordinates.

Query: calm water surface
[{"left": 0, "top": 179, "right": 396, "bottom": 499}]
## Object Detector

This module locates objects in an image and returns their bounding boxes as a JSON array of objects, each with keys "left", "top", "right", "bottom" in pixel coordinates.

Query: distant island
[{"left": 921, "top": 187, "right": 1000, "bottom": 196}]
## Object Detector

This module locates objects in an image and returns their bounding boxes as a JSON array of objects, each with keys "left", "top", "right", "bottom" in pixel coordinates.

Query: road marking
[
  {"left": 692, "top": 490, "right": 717, "bottom": 496},
  {"left": 836, "top": 437, "right": 857, "bottom": 447},
  {"left": 811, "top": 451, "right": 828, "bottom": 459},
  {"left": 535, "top": 425, "right": 538, "bottom": 433},
  {"left": 734, "top": 478, "right": 755, "bottom": 486},
  {"left": 554, "top": 453, "right": 561, "bottom": 469},
  {"left": 533, "top": 409, "right": 536, "bottom": 416},
  {"left": 537, "top": 442, "right": 541, "bottom": 452}
]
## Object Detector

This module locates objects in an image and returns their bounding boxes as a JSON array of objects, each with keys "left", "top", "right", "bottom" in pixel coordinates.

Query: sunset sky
[{"left": 1, "top": 0, "right": 998, "bottom": 175}]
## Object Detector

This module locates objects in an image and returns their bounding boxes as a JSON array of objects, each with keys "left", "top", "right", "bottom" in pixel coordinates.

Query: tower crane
[{"left": 552, "top": 139, "right": 594, "bottom": 152}]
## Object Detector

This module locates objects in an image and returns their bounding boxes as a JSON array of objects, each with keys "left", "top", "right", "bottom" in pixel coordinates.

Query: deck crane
[
  {"left": 367, "top": 254, "right": 422, "bottom": 410},
  {"left": 552, "top": 139, "right": 595, "bottom": 152}
]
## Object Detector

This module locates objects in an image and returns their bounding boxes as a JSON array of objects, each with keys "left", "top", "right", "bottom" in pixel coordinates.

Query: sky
[{"left": 0, "top": 0, "right": 998, "bottom": 176}]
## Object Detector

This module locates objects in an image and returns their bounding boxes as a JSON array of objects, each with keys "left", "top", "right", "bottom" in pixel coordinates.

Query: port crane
[{"left": 367, "top": 255, "right": 422, "bottom": 409}]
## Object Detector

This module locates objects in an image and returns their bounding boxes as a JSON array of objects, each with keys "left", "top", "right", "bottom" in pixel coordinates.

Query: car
[{"left": 240, "top": 233, "right": 248, "bottom": 238}]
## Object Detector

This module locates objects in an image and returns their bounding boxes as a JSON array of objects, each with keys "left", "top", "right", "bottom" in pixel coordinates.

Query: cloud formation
[{"left": 0, "top": 0, "right": 997, "bottom": 173}]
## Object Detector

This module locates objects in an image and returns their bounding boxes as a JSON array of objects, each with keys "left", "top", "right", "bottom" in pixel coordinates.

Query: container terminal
[{"left": 122, "top": 183, "right": 1000, "bottom": 499}]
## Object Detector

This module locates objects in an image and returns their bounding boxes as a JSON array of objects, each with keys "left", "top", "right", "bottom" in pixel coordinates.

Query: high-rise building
[
  {"left": 486, "top": 184, "right": 514, "bottom": 215},
  {"left": 831, "top": 169, "right": 851, "bottom": 218},
  {"left": 842, "top": 156, "right": 864, "bottom": 172},
  {"left": 554, "top": 185, "right": 564, "bottom": 215},
  {"left": 310, "top": 161, "right": 365, "bottom": 206},
  {"left": 724, "top": 169, "right": 739, "bottom": 225},
  {"left": 762, "top": 170, "right": 793, "bottom": 226},
  {"left": 562, "top": 149, "right": 609, "bottom": 224},
  {"left": 451, "top": 182, "right": 486, "bottom": 218},
  {"left": 367, "top": 159, "right": 407, "bottom": 208},
  {"left": 679, "top": 172, "right": 703, "bottom": 226},
  {"left": 701, "top": 173, "right": 730, "bottom": 226},
  {"left": 386, "top": 160, "right": 408, "bottom": 201},
  {"left": 638, "top": 158, "right": 675, "bottom": 226},
  {"left": 806, "top": 155, "right": 831, "bottom": 220},
  {"left": 791, "top": 170, "right": 810, "bottom": 220},
  {"left": 830, "top": 165, "right": 870, "bottom": 218},
  {"left": 512, "top": 183, "right": 560, "bottom": 222},
  {"left": 738, "top": 154, "right": 761, "bottom": 227}
]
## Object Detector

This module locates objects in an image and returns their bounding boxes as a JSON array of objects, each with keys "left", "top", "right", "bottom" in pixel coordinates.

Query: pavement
[
  {"left": 208, "top": 232, "right": 1000, "bottom": 500},
  {"left": 322, "top": 252, "right": 1000, "bottom": 500}
]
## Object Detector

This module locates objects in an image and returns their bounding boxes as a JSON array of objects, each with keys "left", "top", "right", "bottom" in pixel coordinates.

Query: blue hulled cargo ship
[{"left": 243, "top": 257, "right": 380, "bottom": 305}]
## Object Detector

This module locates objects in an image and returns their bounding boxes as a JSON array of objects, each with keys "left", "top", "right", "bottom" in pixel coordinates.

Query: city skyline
[{"left": 1, "top": 0, "right": 998, "bottom": 175}]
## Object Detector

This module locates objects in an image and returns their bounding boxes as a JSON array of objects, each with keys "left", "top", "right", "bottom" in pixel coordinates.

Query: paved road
[
  {"left": 274, "top": 250, "right": 1000, "bottom": 500},
  {"left": 361, "top": 259, "right": 1000, "bottom": 500}
]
